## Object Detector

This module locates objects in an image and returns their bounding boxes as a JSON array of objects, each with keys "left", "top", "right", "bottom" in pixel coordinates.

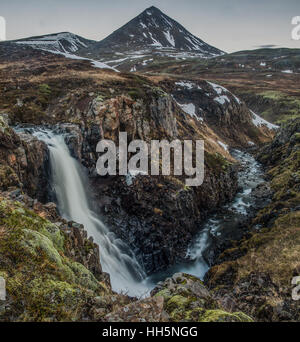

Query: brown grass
[{"left": 235, "top": 212, "right": 300, "bottom": 286}]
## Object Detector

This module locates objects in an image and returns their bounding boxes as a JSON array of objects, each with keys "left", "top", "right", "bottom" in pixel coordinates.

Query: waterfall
[
  {"left": 15, "top": 126, "right": 266, "bottom": 295},
  {"left": 32, "top": 129, "right": 148, "bottom": 296}
]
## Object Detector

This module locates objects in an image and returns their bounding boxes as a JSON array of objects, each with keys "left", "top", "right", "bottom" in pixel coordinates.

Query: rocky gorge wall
[
  {"left": 0, "top": 115, "right": 50, "bottom": 202},
  {"left": 33, "top": 90, "right": 241, "bottom": 274},
  {"left": 2, "top": 72, "right": 274, "bottom": 274},
  {"left": 205, "top": 118, "right": 300, "bottom": 321}
]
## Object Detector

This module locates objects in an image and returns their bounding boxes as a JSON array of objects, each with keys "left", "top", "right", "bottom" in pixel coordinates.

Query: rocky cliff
[
  {"left": 0, "top": 115, "right": 50, "bottom": 202},
  {"left": 206, "top": 119, "right": 300, "bottom": 321}
]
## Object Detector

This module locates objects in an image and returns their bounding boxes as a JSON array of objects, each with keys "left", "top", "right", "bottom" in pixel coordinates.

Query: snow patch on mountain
[
  {"left": 175, "top": 81, "right": 201, "bottom": 90},
  {"left": 164, "top": 31, "right": 175, "bottom": 47},
  {"left": 16, "top": 32, "right": 91, "bottom": 54},
  {"left": 207, "top": 81, "right": 228, "bottom": 95},
  {"left": 184, "top": 36, "right": 204, "bottom": 51},
  {"left": 207, "top": 81, "right": 242, "bottom": 105},
  {"left": 218, "top": 141, "right": 229, "bottom": 152},
  {"left": 214, "top": 95, "right": 230, "bottom": 105},
  {"left": 175, "top": 101, "right": 203, "bottom": 122},
  {"left": 47, "top": 50, "right": 118, "bottom": 72},
  {"left": 251, "top": 110, "right": 279, "bottom": 130}
]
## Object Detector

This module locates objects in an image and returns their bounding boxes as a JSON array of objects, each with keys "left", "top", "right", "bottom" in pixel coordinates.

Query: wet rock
[
  {"left": 104, "top": 296, "right": 167, "bottom": 322},
  {"left": 252, "top": 182, "right": 273, "bottom": 208}
]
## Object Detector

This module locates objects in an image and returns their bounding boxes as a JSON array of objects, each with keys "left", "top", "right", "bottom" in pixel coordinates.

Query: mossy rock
[
  {"left": 200, "top": 310, "right": 253, "bottom": 322},
  {"left": 0, "top": 197, "right": 109, "bottom": 322},
  {"left": 152, "top": 273, "right": 252, "bottom": 322}
]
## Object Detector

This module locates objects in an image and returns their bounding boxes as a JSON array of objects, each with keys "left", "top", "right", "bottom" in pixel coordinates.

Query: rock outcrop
[
  {"left": 150, "top": 273, "right": 252, "bottom": 322},
  {"left": 0, "top": 191, "right": 112, "bottom": 322},
  {"left": 0, "top": 115, "right": 50, "bottom": 202}
]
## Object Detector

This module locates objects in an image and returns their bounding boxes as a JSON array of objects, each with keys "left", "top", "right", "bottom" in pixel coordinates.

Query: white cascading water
[{"left": 32, "top": 129, "right": 149, "bottom": 296}]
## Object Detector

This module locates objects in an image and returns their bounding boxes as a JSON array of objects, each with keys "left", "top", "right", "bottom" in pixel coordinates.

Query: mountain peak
[
  {"left": 143, "top": 6, "right": 162, "bottom": 13},
  {"left": 89, "top": 7, "right": 224, "bottom": 57}
]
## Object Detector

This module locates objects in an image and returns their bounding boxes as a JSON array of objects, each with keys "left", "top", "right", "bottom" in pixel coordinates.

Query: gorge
[
  {"left": 14, "top": 125, "right": 269, "bottom": 299},
  {"left": 1, "top": 5, "right": 300, "bottom": 323}
]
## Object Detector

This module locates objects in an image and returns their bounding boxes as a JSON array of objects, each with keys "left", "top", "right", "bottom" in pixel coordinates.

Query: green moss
[
  {"left": 0, "top": 115, "right": 11, "bottom": 135},
  {"left": 0, "top": 165, "right": 20, "bottom": 190},
  {"left": 21, "top": 229, "right": 64, "bottom": 267},
  {"left": 128, "top": 88, "right": 146, "bottom": 100},
  {"left": 166, "top": 295, "right": 196, "bottom": 321},
  {"left": 20, "top": 279, "right": 78, "bottom": 321},
  {"left": 200, "top": 310, "right": 253, "bottom": 322},
  {"left": 152, "top": 86, "right": 168, "bottom": 98},
  {"left": 39, "top": 84, "right": 52, "bottom": 97},
  {"left": 167, "top": 295, "right": 192, "bottom": 312},
  {"left": 159, "top": 280, "right": 252, "bottom": 322},
  {"left": 257, "top": 91, "right": 300, "bottom": 124},
  {"left": 67, "top": 261, "right": 100, "bottom": 291},
  {"left": 259, "top": 91, "right": 284, "bottom": 100},
  {"left": 0, "top": 198, "right": 109, "bottom": 322},
  {"left": 155, "top": 288, "right": 172, "bottom": 301},
  {"left": 205, "top": 151, "right": 232, "bottom": 173},
  {"left": 95, "top": 95, "right": 105, "bottom": 102}
]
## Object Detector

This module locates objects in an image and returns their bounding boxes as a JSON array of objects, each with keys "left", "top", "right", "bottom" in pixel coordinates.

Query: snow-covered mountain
[
  {"left": 8, "top": 7, "right": 224, "bottom": 72},
  {"left": 84, "top": 6, "right": 224, "bottom": 58},
  {"left": 15, "top": 32, "right": 95, "bottom": 54}
]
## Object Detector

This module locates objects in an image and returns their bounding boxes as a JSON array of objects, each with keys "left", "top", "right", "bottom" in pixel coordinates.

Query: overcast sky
[{"left": 1, "top": 0, "right": 299, "bottom": 52}]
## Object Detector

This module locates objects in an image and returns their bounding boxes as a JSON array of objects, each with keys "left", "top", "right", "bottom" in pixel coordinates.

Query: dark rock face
[
  {"left": 0, "top": 65, "right": 271, "bottom": 276},
  {"left": 43, "top": 93, "right": 240, "bottom": 274},
  {"left": 207, "top": 271, "right": 299, "bottom": 322},
  {"left": 84, "top": 6, "right": 223, "bottom": 57},
  {"left": 1, "top": 71, "right": 269, "bottom": 275},
  {"left": 258, "top": 117, "right": 300, "bottom": 159},
  {"left": 161, "top": 79, "right": 268, "bottom": 146},
  {"left": 62, "top": 222, "right": 106, "bottom": 283},
  {"left": 0, "top": 115, "right": 50, "bottom": 202},
  {"left": 53, "top": 124, "right": 83, "bottom": 160},
  {"left": 105, "top": 296, "right": 166, "bottom": 322},
  {"left": 92, "top": 165, "right": 238, "bottom": 274}
]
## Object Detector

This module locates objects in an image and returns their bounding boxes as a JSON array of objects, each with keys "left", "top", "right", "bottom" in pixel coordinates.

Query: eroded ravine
[
  {"left": 15, "top": 125, "right": 267, "bottom": 296},
  {"left": 146, "top": 149, "right": 266, "bottom": 288}
]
